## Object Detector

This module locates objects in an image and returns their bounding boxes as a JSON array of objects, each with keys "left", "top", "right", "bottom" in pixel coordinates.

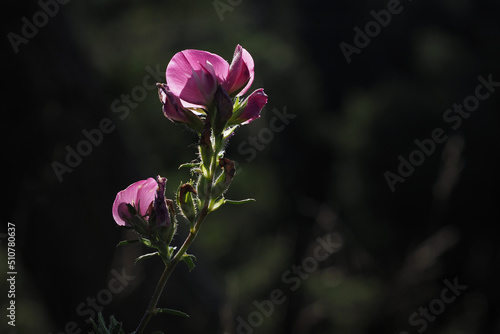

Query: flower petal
[
  {"left": 135, "top": 178, "right": 157, "bottom": 217},
  {"left": 224, "top": 45, "right": 255, "bottom": 96},
  {"left": 157, "top": 83, "right": 189, "bottom": 123},
  {"left": 117, "top": 202, "right": 133, "bottom": 223},
  {"left": 158, "top": 83, "right": 205, "bottom": 132}
]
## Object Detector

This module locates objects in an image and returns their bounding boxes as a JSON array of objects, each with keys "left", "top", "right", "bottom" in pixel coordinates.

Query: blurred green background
[{"left": 2, "top": 0, "right": 499, "bottom": 333}]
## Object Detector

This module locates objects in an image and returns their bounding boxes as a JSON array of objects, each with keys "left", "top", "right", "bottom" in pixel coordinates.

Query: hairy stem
[{"left": 135, "top": 142, "right": 219, "bottom": 334}]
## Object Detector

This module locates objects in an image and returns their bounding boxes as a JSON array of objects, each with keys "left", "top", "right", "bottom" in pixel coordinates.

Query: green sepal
[
  {"left": 181, "top": 253, "right": 197, "bottom": 272},
  {"left": 198, "top": 123, "right": 213, "bottom": 176},
  {"left": 180, "top": 107, "right": 205, "bottom": 133},
  {"left": 212, "top": 85, "right": 233, "bottom": 137},
  {"left": 196, "top": 174, "right": 210, "bottom": 208},
  {"left": 157, "top": 222, "right": 176, "bottom": 248},
  {"left": 211, "top": 158, "right": 236, "bottom": 201},
  {"left": 227, "top": 95, "right": 248, "bottom": 126},
  {"left": 155, "top": 308, "right": 190, "bottom": 318},
  {"left": 211, "top": 172, "right": 230, "bottom": 200},
  {"left": 134, "top": 252, "right": 159, "bottom": 265}
]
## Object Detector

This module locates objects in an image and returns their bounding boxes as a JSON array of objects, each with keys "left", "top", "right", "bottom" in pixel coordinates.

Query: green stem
[
  {"left": 135, "top": 141, "right": 220, "bottom": 334},
  {"left": 135, "top": 207, "right": 209, "bottom": 334}
]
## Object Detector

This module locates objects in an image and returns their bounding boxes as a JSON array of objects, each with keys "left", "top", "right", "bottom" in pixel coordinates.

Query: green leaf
[
  {"left": 109, "top": 315, "right": 124, "bottom": 334},
  {"left": 89, "top": 317, "right": 99, "bottom": 333},
  {"left": 156, "top": 308, "right": 190, "bottom": 318},
  {"left": 134, "top": 252, "right": 159, "bottom": 265},
  {"left": 88, "top": 312, "right": 125, "bottom": 334},
  {"left": 178, "top": 162, "right": 199, "bottom": 169},
  {"left": 224, "top": 198, "right": 256, "bottom": 205},
  {"left": 181, "top": 253, "right": 197, "bottom": 272},
  {"left": 98, "top": 313, "right": 109, "bottom": 334},
  {"left": 109, "top": 315, "right": 119, "bottom": 326},
  {"left": 116, "top": 239, "right": 140, "bottom": 247}
]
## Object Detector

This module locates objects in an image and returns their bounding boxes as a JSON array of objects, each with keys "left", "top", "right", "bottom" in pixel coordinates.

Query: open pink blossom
[
  {"left": 158, "top": 45, "right": 266, "bottom": 130},
  {"left": 165, "top": 45, "right": 255, "bottom": 109},
  {"left": 112, "top": 178, "right": 157, "bottom": 226},
  {"left": 166, "top": 50, "right": 227, "bottom": 108}
]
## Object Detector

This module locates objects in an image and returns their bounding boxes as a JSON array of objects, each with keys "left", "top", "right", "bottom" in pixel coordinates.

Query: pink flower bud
[
  {"left": 223, "top": 45, "right": 255, "bottom": 96},
  {"left": 229, "top": 89, "right": 268, "bottom": 125}
]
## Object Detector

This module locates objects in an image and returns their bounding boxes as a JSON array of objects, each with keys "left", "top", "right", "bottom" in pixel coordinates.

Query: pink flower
[
  {"left": 158, "top": 45, "right": 266, "bottom": 129},
  {"left": 166, "top": 49, "right": 227, "bottom": 108},
  {"left": 112, "top": 177, "right": 158, "bottom": 226}
]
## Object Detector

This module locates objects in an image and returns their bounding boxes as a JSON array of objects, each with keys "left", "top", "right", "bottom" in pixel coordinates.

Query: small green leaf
[
  {"left": 89, "top": 317, "right": 99, "bottom": 333},
  {"left": 224, "top": 198, "right": 256, "bottom": 205},
  {"left": 98, "top": 312, "right": 108, "bottom": 333},
  {"left": 88, "top": 313, "right": 125, "bottom": 334},
  {"left": 156, "top": 308, "right": 190, "bottom": 318},
  {"left": 116, "top": 239, "right": 140, "bottom": 247},
  {"left": 134, "top": 252, "right": 159, "bottom": 265},
  {"left": 181, "top": 253, "right": 197, "bottom": 272},
  {"left": 109, "top": 315, "right": 119, "bottom": 326},
  {"left": 109, "top": 315, "right": 124, "bottom": 334},
  {"left": 178, "top": 162, "right": 199, "bottom": 169}
]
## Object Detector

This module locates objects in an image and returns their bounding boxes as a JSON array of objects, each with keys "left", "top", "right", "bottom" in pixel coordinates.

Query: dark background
[{"left": 2, "top": 0, "right": 499, "bottom": 333}]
